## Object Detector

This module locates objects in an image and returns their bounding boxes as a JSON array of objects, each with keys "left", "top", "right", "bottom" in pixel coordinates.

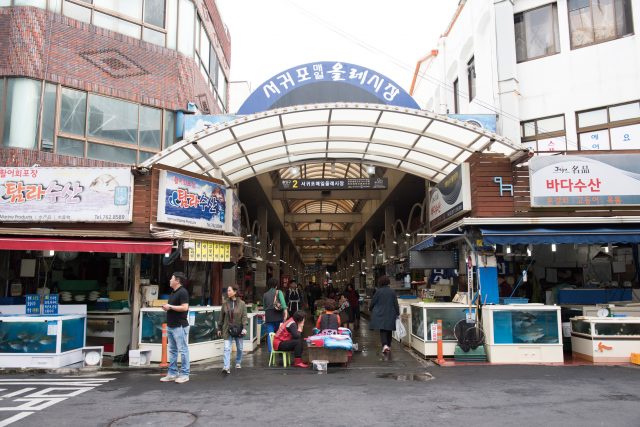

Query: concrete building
[
  {"left": 0, "top": 0, "right": 230, "bottom": 165},
  {"left": 411, "top": 0, "right": 639, "bottom": 153}
]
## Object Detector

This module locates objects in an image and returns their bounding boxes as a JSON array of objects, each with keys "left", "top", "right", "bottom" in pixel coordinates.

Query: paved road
[{"left": 2, "top": 362, "right": 638, "bottom": 427}]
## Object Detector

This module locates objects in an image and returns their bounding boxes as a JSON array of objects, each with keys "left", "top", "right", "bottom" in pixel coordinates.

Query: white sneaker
[
  {"left": 175, "top": 376, "right": 189, "bottom": 384},
  {"left": 160, "top": 375, "right": 177, "bottom": 382},
  {"left": 222, "top": 368, "right": 230, "bottom": 374},
  {"left": 235, "top": 363, "right": 241, "bottom": 369}
]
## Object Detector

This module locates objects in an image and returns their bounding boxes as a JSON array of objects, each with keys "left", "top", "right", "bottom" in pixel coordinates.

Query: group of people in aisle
[{"left": 160, "top": 272, "right": 400, "bottom": 383}]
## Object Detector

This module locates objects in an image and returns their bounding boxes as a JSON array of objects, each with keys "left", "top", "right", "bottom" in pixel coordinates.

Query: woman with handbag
[
  {"left": 263, "top": 277, "right": 288, "bottom": 352},
  {"left": 218, "top": 285, "right": 248, "bottom": 374}
]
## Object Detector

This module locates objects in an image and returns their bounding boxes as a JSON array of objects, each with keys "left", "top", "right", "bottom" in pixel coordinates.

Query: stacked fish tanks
[
  {"left": 0, "top": 314, "right": 86, "bottom": 368},
  {"left": 482, "top": 304, "right": 563, "bottom": 363},
  {"left": 138, "top": 306, "right": 222, "bottom": 362}
]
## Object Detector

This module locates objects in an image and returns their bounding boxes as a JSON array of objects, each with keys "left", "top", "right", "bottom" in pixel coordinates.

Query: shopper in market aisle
[
  {"left": 345, "top": 283, "right": 360, "bottom": 329},
  {"left": 369, "top": 275, "right": 400, "bottom": 354},
  {"left": 218, "top": 285, "right": 248, "bottom": 374},
  {"left": 263, "top": 277, "right": 288, "bottom": 352},
  {"left": 160, "top": 272, "right": 191, "bottom": 384},
  {"left": 286, "top": 280, "right": 304, "bottom": 314},
  {"left": 273, "top": 310, "right": 309, "bottom": 368}
]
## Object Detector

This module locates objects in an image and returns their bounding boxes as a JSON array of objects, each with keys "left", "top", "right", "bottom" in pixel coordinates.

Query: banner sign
[
  {"left": 157, "top": 170, "right": 226, "bottom": 231},
  {"left": 0, "top": 167, "right": 133, "bottom": 223},
  {"left": 447, "top": 114, "right": 497, "bottom": 133},
  {"left": 279, "top": 177, "right": 387, "bottom": 190},
  {"left": 186, "top": 240, "right": 231, "bottom": 262},
  {"left": 429, "top": 163, "right": 472, "bottom": 227},
  {"left": 237, "top": 61, "right": 420, "bottom": 114},
  {"left": 529, "top": 154, "right": 640, "bottom": 207},
  {"left": 183, "top": 114, "right": 239, "bottom": 139},
  {"left": 229, "top": 191, "right": 241, "bottom": 236}
]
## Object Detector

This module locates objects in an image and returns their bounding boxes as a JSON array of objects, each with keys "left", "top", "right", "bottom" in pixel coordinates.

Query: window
[
  {"left": 88, "top": 142, "right": 137, "bottom": 164},
  {"left": 568, "top": 0, "right": 634, "bottom": 49},
  {"left": 93, "top": 11, "right": 141, "bottom": 38},
  {"left": 144, "top": 0, "right": 165, "bottom": 27},
  {"left": 577, "top": 101, "right": 640, "bottom": 150},
  {"left": 57, "top": 137, "right": 85, "bottom": 157},
  {"left": 94, "top": 0, "right": 143, "bottom": 20},
  {"left": 467, "top": 57, "right": 476, "bottom": 102},
  {"left": 60, "top": 87, "right": 87, "bottom": 136},
  {"left": 88, "top": 94, "right": 139, "bottom": 145},
  {"left": 163, "top": 110, "right": 175, "bottom": 148},
  {"left": 177, "top": 0, "right": 195, "bottom": 57},
  {"left": 521, "top": 114, "right": 567, "bottom": 152},
  {"left": 41, "top": 83, "right": 57, "bottom": 151},
  {"left": 515, "top": 3, "right": 560, "bottom": 62},
  {"left": 139, "top": 106, "right": 161, "bottom": 149},
  {"left": 2, "top": 78, "right": 41, "bottom": 149},
  {"left": 453, "top": 78, "right": 459, "bottom": 114}
]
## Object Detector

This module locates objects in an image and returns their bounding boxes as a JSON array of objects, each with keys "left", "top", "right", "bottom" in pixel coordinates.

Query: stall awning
[
  {"left": 480, "top": 226, "right": 640, "bottom": 245},
  {"left": 409, "top": 234, "right": 465, "bottom": 251},
  {"left": 0, "top": 237, "right": 173, "bottom": 254}
]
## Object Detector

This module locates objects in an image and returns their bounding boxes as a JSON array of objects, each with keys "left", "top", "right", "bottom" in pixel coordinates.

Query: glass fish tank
[
  {"left": 0, "top": 314, "right": 85, "bottom": 354},
  {"left": 140, "top": 307, "right": 221, "bottom": 344},
  {"left": 490, "top": 307, "right": 560, "bottom": 344}
]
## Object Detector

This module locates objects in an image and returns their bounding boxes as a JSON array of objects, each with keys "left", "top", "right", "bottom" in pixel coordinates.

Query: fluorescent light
[
  {"left": 551, "top": 244, "right": 557, "bottom": 252},
  {"left": 506, "top": 245, "right": 511, "bottom": 254},
  {"left": 527, "top": 245, "right": 532, "bottom": 257},
  {"left": 393, "top": 241, "right": 397, "bottom": 245}
]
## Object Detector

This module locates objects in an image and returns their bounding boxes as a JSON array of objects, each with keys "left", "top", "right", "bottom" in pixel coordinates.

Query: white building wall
[{"left": 414, "top": 0, "right": 640, "bottom": 149}]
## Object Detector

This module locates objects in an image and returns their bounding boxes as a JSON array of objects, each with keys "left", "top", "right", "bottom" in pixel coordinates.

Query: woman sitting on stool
[{"left": 273, "top": 311, "right": 309, "bottom": 368}]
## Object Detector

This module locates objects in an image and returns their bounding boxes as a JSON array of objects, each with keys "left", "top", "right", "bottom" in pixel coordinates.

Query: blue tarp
[{"left": 480, "top": 226, "right": 640, "bottom": 245}]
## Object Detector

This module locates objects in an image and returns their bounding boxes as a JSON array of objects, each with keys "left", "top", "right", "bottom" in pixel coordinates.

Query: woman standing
[
  {"left": 369, "top": 276, "right": 399, "bottom": 354},
  {"left": 263, "top": 277, "right": 288, "bottom": 352},
  {"left": 218, "top": 286, "right": 248, "bottom": 374}
]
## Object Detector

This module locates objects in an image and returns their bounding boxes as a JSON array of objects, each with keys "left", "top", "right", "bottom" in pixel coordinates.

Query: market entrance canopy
[
  {"left": 480, "top": 226, "right": 640, "bottom": 245},
  {"left": 0, "top": 237, "right": 173, "bottom": 254},
  {"left": 141, "top": 103, "right": 523, "bottom": 185}
]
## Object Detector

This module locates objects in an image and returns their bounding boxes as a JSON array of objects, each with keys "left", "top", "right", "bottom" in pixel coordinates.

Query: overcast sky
[{"left": 216, "top": 0, "right": 459, "bottom": 113}]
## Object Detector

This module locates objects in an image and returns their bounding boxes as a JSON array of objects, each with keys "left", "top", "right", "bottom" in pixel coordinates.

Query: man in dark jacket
[{"left": 369, "top": 275, "right": 399, "bottom": 354}]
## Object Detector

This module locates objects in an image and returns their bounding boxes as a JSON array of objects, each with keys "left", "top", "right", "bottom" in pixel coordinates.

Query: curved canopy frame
[{"left": 141, "top": 103, "right": 523, "bottom": 185}]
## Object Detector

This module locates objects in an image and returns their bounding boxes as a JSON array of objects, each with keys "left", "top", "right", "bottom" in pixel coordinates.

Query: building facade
[
  {"left": 0, "top": 0, "right": 230, "bottom": 165},
  {"left": 412, "top": 0, "right": 639, "bottom": 154}
]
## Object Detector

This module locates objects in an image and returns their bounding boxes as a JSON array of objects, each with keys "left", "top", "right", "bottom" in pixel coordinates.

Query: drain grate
[
  {"left": 109, "top": 411, "right": 197, "bottom": 426},
  {"left": 376, "top": 372, "right": 434, "bottom": 382}
]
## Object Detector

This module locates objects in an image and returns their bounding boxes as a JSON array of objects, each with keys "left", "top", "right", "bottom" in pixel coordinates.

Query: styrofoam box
[{"left": 129, "top": 349, "right": 152, "bottom": 366}]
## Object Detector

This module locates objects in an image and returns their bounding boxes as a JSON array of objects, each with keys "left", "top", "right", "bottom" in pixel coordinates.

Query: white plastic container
[{"left": 312, "top": 359, "right": 328, "bottom": 371}]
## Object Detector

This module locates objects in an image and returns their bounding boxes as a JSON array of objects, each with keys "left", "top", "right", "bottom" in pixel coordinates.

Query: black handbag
[{"left": 227, "top": 302, "right": 243, "bottom": 337}]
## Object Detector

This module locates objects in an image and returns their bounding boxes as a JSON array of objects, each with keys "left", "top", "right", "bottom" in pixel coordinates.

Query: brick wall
[
  {"left": 0, "top": 6, "right": 226, "bottom": 112},
  {"left": 0, "top": 147, "right": 125, "bottom": 168}
]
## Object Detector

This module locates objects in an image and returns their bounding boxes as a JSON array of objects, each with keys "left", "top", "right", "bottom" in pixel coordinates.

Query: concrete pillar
[
  {"left": 130, "top": 253, "right": 141, "bottom": 350},
  {"left": 385, "top": 205, "right": 395, "bottom": 262},
  {"left": 272, "top": 228, "right": 280, "bottom": 282},
  {"left": 255, "top": 207, "right": 268, "bottom": 293}
]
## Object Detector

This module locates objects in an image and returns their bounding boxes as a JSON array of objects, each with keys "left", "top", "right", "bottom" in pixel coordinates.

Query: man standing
[{"left": 160, "top": 272, "right": 190, "bottom": 384}]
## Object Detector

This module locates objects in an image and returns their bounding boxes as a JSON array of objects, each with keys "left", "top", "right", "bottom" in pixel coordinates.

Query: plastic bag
[{"left": 395, "top": 317, "right": 406, "bottom": 339}]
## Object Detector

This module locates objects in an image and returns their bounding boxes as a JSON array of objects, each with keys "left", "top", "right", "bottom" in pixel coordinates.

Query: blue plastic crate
[{"left": 500, "top": 297, "right": 529, "bottom": 304}]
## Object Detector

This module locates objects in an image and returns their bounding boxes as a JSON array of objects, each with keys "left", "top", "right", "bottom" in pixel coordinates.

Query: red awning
[{"left": 0, "top": 237, "right": 173, "bottom": 254}]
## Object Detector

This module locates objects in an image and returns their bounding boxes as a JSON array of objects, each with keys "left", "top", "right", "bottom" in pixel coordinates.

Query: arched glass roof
[{"left": 141, "top": 103, "right": 523, "bottom": 185}]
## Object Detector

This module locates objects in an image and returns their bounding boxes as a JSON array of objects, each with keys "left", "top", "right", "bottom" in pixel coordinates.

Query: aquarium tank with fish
[
  {"left": 492, "top": 309, "right": 560, "bottom": 344},
  {"left": 140, "top": 308, "right": 221, "bottom": 344},
  {"left": 0, "top": 314, "right": 85, "bottom": 354}
]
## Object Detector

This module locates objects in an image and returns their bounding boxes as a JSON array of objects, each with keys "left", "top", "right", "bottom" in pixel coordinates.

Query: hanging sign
[
  {"left": 157, "top": 170, "right": 226, "bottom": 231},
  {"left": 184, "top": 240, "right": 230, "bottom": 262},
  {"left": 279, "top": 177, "right": 388, "bottom": 190},
  {"left": 529, "top": 154, "right": 640, "bottom": 207},
  {"left": 429, "top": 163, "right": 472, "bottom": 227},
  {"left": 0, "top": 167, "right": 133, "bottom": 223}
]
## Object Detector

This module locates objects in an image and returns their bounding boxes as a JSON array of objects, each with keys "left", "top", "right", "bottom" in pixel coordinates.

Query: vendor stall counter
[
  {"left": 86, "top": 312, "right": 131, "bottom": 357},
  {"left": 410, "top": 302, "right": 470, "bottom": 357},
  {"left": 571, "top": 316, "right": 640, "bottom": 362},
  {"left": 139, "top": 306, "right": 222, "bottom": 362},
  {"left": 482, "top": 304, "right": 563, "bottom": 364}
]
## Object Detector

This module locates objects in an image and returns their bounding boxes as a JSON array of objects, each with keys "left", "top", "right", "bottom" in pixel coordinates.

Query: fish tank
[
  {"left": 570, "top": 316, "right": 640, "bottom": 363},
  {"left": 140, "top": 308, "right": 220, "bottom": 344},
  {"left": 410, "top": 302, "right": 471, "bottom": 357},
  {"left": 482, "top": 304, "right": 563, "bottom": 363}
]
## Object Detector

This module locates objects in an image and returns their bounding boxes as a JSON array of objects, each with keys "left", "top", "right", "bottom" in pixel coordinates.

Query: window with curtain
[
  {"left": 2, "top": 78, "right": 41, "bottom": 149},
  {"left": 568, "top": 0, "right": 634, "bottom": 49},
  {"left": 515, "top": 3, "right": 560, "bottom": 62}
]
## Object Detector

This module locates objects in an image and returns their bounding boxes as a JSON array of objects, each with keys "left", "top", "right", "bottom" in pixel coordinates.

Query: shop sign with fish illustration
[
  {"left": 0, "top": 167, "right": 133, "bottom": 222},
  {"left": 157, "top": 170, "right": 226, "bottom": 231}
]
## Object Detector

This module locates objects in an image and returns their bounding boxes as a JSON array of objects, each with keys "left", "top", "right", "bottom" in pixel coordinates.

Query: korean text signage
[
  {"left": 429, "top": 163, "right": 472, "bottom": 227},
  {"left": 43, "top": 294, "right": 59, "bottom": 315},
  {"left": 0, "top": 167, "right": 133, "bottom": 222},
  {"left": 237, "top": 61, "right": 420, "bottom": 114},
  {"left": 157, "top": 170, "right": 226, "bottom": 231},
  {"left": 26, "top": 295, "right": 40, "bottom": 314},
  {"left": 187, "top": 240, "right": 231, "bottom": 262},
  {"left": 279, "top": 178, "right": 388, "bottom": 190},
  {"left": 529, "top": 154, "right": 640, "bottom": 207}
]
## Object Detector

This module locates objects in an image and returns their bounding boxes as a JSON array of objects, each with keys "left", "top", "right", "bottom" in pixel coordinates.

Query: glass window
[
  {"left": 57, "top": 137, "right": 85, "bottom": 157},
  {"left": 60, "top": 87, "right": 87, "bottom": 136},
  {"left": 195, "top": 18, "right": 200, "bottom": 51},
  {"left": 2, "top": 78, "right": 41, "bottom": 149},
  {"left": 177, "top": 0, "right": 195, "bottom": 57},
  {"left": 139, "top": 105, "right": 161, "bottom": 149},
  {"left": 165, "top": 0, "right": 177, "bottom": 49},
  {"left": 200, "top": 28, "right": 210, "bottom": 72},
  {"left": 142, "top": 27, "right": 166, "bottom": 46},
  {"left": 163, "top": 110, "right": 175, "bottom": 148},
  {"left": 48, "top": 0, "right": 62, "bottom": 12},
  {"left": 144, "top": 0, "right": 165, "bottom": 27},
  {"left": 579, "top": 129, "right": 610, "bottom": 150},
  {"left": 0, "top": 1, "right": 11, "bottom": 6},
  {"left": 453, "top": 78, "right": 459, "bottom": 114},
  {"left": 63, "top": 0, "right": 91, "bottom": 23},
  {"left": 14, "top": 0, "right": 46, "bottom": 6},
  {"left": 610, "top": 123, "right": 640, "bottom": 149},
  {"left": 88, "top": 142, "right": 137, "bottom": 164},
  {"left": 88, "top": 94, "right": 139, "bottom": 145},
  {"left": 138, "top": 150, "right": 155, "bottom": 163},
  {"left": 515, "top": 4, "right": 560, "bottom": 62},
  {"left": 209, "top": 47, "right": 219, "bottom": 85},
  {"left": 94, "top": 12, "right": 141, "bottom": 39},
  {"left": 568, "top": 0, "right": 634, "bottom": 48},
  {"left": 94, "top": 0, "right": 142, "bottom": 20},
  {"left": 41, "top": 83, "right": 57, "bottom": 149},
  {"left": 536, "top": 115, "right": 565, "bottom": 134},
  {"left": 218, "top": 67, "right": 227, "bottom": 111},
  {"left": 578, "top": 108, "right": 608, "bottom": 127},
  {"left": 467, "top": 57, "right": 476, "bottom": 102},
  {"left": 609, "top": 101, "right": 640, "bottom": 122}
]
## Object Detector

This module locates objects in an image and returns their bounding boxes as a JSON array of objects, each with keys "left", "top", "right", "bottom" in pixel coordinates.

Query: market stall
[
  {"left": 86, "top": 312, "right": 132, "bottom": 357},
  {"left": 571, "top": 316, "right": 640, "bottom": 362}
]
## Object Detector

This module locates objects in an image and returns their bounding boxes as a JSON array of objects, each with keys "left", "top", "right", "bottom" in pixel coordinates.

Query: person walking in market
[
  {"left": 218, "top": 285, "right": 248, "bottom": 374},
  {"left": 160, "top": 272, "right": 191, "bottom": 384},
  {"left": 286, "top": 280, "right": 304, "bottom": 314},
  {"left": 263, "top": 277, "right": 288, "bottom": 352},
  {"left": 369, "top": 275, "right": 400, "bottom": 354},
  {"left": 345, "top": 282, "right": 361, "bottom": 329}
]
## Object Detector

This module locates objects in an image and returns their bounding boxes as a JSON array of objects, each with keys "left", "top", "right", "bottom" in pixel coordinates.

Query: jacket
[
  {"left": 218, "top": 298, "right": 248, "bottom": 340},
  {"left": 368, "top": 285, "right": 399, "bottom": 331},
  {"left": 263, "top": 288, "right": 287, "bottom": 323},
  {"left": 273, "top": 318, "right": 299, "bottom": 350}
]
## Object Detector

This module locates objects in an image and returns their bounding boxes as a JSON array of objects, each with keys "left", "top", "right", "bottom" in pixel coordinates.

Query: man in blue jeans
[
  {"left": 263, "top": 277, "right": 288, "bottom": 351},
  {"left": 160, "top": 272, "right": 190, "bottom": 384}
]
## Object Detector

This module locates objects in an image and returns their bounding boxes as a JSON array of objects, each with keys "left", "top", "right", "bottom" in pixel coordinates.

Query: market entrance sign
[
  {"left": 0, "top": 167, "right": 133, "bottom": 222},
  {"left": 529, "top": 154, "right": 640, "bottom": 207},
  {"left": 279, "top": 177, "right": 387, "bottom": 190}
]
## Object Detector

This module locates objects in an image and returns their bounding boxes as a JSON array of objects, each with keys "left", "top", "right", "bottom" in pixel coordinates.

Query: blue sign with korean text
[
  {"left": 43, "top": 294, "right": 59, "bottom": 315},
  {"left": 237, "top": 61, "right": 420, "bottom": 114},
  {"left": 26, "top": 294, "right": 40, "bottom": 314}
]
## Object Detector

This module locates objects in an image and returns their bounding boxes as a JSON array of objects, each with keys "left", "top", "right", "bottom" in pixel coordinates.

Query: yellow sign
[
  {"left": 185, "top": 240, "right": 231, "bottom": 262},
  {"left": 207, "top": 242, "right": 214, "bottom": 262},
  {"left": 223, "top": 243, "right": 231, "bottom": 262},
  {"left": 195, "top": 241, "right": 202, "bottom": 262}
]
